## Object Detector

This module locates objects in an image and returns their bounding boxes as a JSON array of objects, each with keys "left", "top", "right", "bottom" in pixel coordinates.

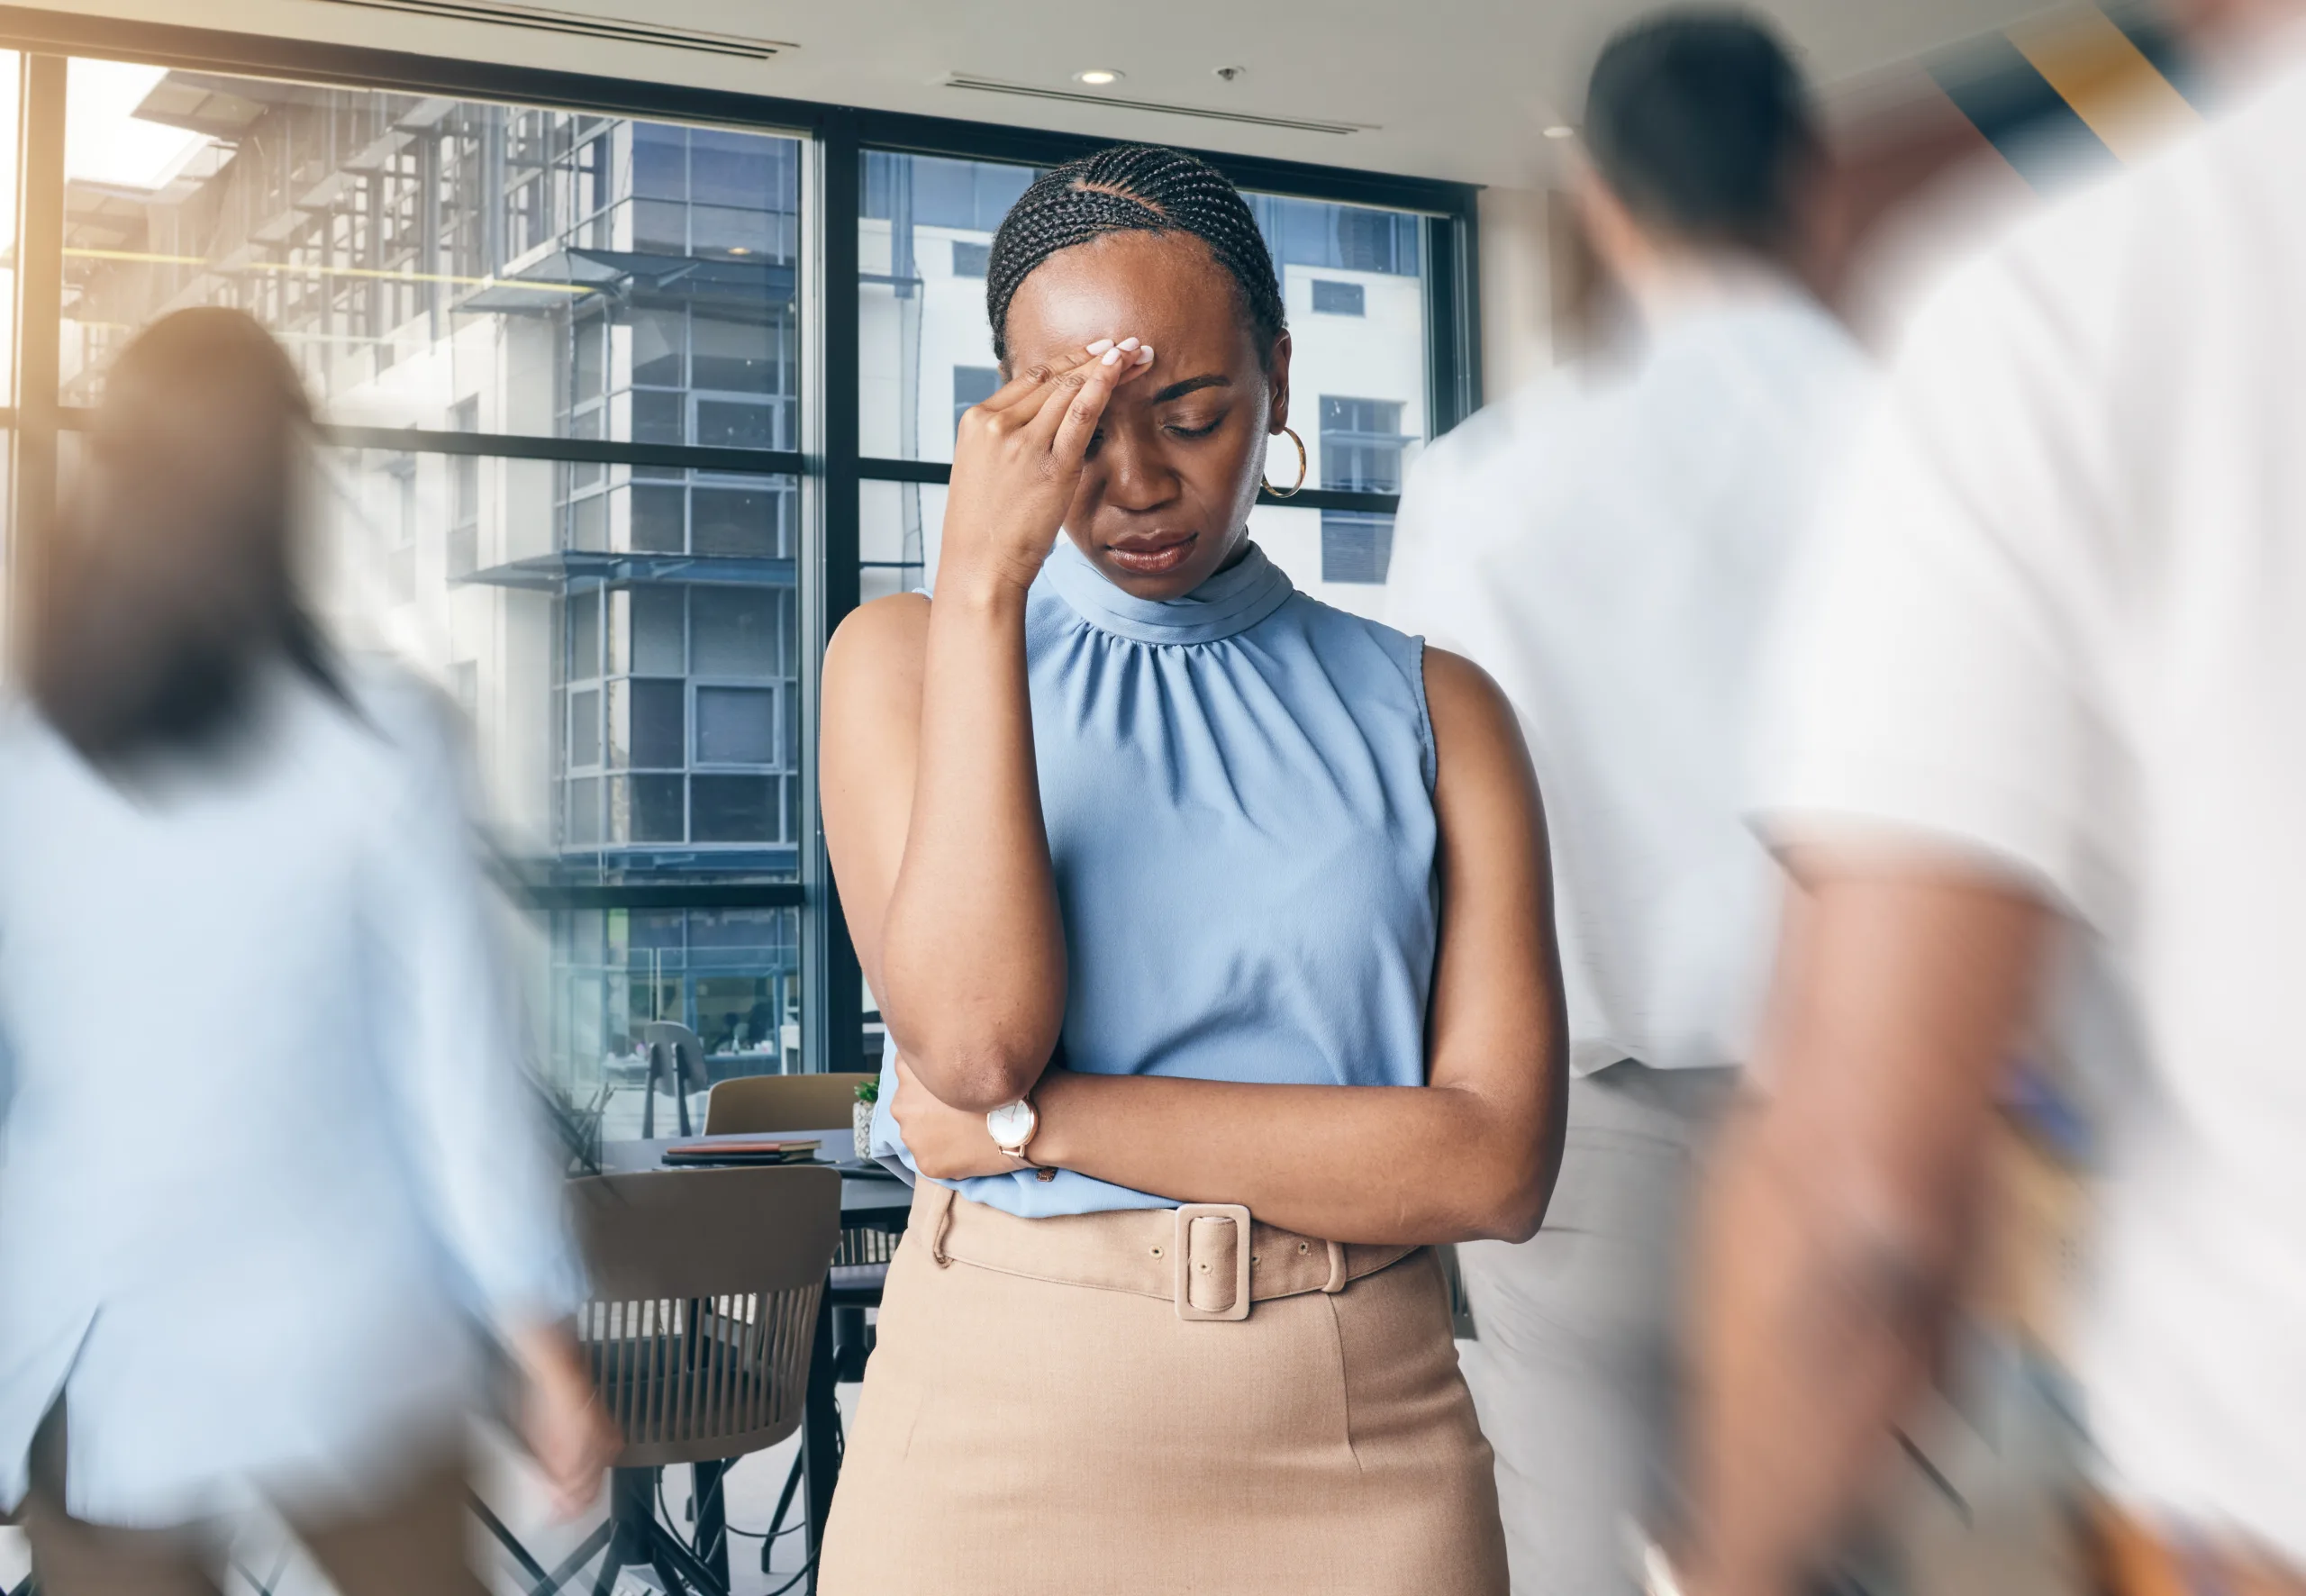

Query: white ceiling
[{"left": 65, "top": 0, "right": 2092, "bottom": 187}]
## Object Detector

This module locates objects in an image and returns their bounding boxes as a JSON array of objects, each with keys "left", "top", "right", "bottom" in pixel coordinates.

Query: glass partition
[
  {"left": 5, "top": 26, "right": 1475, "bottom": 1121},
  {"left": 59, "top": 59, "right": 808, "bottom": 1121}
]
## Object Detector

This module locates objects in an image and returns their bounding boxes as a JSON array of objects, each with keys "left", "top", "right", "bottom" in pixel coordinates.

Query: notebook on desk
[{"left": 661, "top": 1136, "right": 823, "bottom": 1167}]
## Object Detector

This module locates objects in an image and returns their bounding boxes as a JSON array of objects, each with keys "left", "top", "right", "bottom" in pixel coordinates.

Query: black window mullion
[
  {"left": 852, "top": 456, "right": 949, "bottom": 486},
  {"left": 854, "top": 454, "right": 1398, "bottom": 516},
  {"left": 501, "top": 875, "right": 806, "bottom": 912},
  {"left": 325, "top": 423, "right": 805, "bottom": 477},
  {"left": 60, "top": 404, "right": 812, "bottom": 478},
  {"left": 1424, "top": 208, "right": 1484, "bottom": 438}
]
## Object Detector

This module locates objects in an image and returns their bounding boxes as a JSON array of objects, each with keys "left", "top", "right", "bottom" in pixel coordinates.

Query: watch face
[{"left": 986, "top": 1098, "right": 1033, "bottom": 1148}]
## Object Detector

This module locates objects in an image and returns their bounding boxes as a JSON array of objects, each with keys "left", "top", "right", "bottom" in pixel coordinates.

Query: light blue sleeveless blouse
[{"left": 868, "top": 537, "right": 1439, "bottom": 1218}]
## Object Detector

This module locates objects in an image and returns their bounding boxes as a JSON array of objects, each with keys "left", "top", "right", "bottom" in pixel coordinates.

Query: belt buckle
[{"left": 1174, "top": 1203, "right": 1254, "bottom": 1322}]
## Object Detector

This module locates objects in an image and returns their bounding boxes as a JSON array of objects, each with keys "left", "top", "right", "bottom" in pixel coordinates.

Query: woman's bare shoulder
[
  {"left": 829, "top": 590, "right": 931, "bottom": 652},
  {"left": 1421, "top": 646, "right": 1519, "bottom": 752},
  {"left": 824, "top": 593, "right": 931, "bottom": 697},
  {"left": 1421, "top": 646, "right": 1543, "bottom": 810}
]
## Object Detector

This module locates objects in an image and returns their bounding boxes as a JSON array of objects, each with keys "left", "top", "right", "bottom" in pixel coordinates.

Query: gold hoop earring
[{"left": 1261, "top": 426, "right": 1307, "bottom": 498}]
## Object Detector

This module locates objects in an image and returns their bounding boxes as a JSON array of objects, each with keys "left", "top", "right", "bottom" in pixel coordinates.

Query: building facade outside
[{"left": 59, "top": 64, "right": 1437, "bottom": 1124}]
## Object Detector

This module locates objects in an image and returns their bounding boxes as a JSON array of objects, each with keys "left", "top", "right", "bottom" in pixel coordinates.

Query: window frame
[{"left": 0, "top": 15, "right": 1483, "bottom": 1074}]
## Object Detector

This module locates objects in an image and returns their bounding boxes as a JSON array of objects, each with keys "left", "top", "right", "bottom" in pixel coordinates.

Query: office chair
[
  {"left": 477, "top": 1165, "right": 840, "bottom": 1596},
  {"left": 640, "top": 1020, "right": 710, "bottom": 1139}
]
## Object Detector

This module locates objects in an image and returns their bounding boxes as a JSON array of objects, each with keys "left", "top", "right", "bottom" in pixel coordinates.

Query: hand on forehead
[{"left": 1001, "top": 231, "right": 1261, "bottom": 387}]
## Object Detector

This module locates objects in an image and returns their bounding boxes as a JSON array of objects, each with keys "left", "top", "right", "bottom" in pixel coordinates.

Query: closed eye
[{"left": 1086, "top": 409, "right": 1226, "bottom": 455}]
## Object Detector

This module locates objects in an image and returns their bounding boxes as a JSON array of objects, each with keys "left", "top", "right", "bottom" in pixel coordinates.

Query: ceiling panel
[{"left": 46, "top": 0, "right": 2113, "bottom": 186}]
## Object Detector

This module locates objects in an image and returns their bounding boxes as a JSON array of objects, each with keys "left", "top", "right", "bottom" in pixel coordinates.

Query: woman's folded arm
[
  {"left": 893, "top": 648, "right": 1569, "bottom": 1245},
  {"left": 1035, "top": 1071, "right": 1555, "bottom": 1246}
]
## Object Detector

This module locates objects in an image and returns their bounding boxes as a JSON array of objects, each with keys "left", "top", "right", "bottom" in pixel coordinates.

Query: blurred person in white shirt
[
  {"left": 1385, "top": 12, "right": 1871, "bottom": 1592},
  {"left": 1663, "top": 3, "right": 2306, "bottom": 1593},
  {"left": 0, "top": 308, "right": 615, "bottom": 1593}
]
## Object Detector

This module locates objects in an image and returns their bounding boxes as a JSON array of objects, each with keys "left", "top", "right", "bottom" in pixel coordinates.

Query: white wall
[{"left": 1475, "top": 183, "right": 1559, "bottom": 404}]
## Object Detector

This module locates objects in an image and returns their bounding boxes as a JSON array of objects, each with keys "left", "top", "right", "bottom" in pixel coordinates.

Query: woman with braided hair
[{"left": 817, "top": 145, "right": 1562, "bottom": 1591}]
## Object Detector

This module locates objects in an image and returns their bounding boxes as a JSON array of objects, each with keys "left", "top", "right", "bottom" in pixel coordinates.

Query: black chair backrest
[{"left": 642, "top": 1020, "right": 711, "bottom": 1093}]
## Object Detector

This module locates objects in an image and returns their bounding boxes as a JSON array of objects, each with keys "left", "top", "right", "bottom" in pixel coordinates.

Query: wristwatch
[{"left": 985, "top": 1096, "right": 1040, "bottom": 1165}]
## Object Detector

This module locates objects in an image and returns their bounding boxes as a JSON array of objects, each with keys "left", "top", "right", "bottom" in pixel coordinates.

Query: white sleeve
[
  {"left": 1385, "top": 424, "right": 1503, "bottom": 658},
  {"left": 1757, "top": 250, "right": 2130, "bottom": 928},
  {"left": 1383, "top": 433, "right": 1451, "bottom": 642},
  {"left": 366, "top": 685, "right": 587, "bottom": 1331}
]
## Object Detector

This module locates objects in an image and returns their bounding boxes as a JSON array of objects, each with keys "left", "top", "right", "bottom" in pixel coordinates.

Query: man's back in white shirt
[
  {"left": 1391, "top": 285, "right": 1870, "bottom": 1075},
  {"left": 1385, "top": 279, "right": 1869, "bottom": 1595}
]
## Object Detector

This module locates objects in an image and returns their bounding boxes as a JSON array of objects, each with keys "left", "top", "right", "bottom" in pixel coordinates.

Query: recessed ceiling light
[
  {"left": 1073, "top": 68, "right": 1123, "bottom": 86},
  {"left": 1543, "top": 124, "right": 1576, "bottom": 140},
  {"left": 1212, "top": 65, "right": 1247, "bottom": 83},
  {"left": 727, "top": 246, "right": 752, "bottom": 255}
]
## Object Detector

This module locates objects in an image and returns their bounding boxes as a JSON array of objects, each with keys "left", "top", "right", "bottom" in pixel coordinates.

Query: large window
[
  {"left": 1316, "top": 395, "right": 1410, "bottom": 584},
  {"left": 50, "top": 60, "right": 807, "bottom": 1132},
  {"left": 3, "top": 32, "right": 1477, "bottom": 1128}
]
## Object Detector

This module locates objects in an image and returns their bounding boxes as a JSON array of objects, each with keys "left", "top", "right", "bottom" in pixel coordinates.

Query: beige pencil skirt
[{"left": 817, "top": 1183, "right": 1508, "bottom": 1594}]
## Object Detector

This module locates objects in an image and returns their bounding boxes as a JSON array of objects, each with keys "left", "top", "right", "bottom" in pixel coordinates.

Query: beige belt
[{"left": 919, "top": 1184, "right": 1418, "bottom": 1322}]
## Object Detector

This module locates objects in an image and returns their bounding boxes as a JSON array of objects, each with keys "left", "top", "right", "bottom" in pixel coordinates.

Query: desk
[
  {"left": 593, "top": 1132, "right": 910, "bottom": 1590},
  {"left": 596, "top": 1132, "right": 913, "bottom": 1226}
]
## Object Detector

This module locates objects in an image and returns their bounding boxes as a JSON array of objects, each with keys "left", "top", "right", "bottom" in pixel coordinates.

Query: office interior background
[{"left": 0, "top": 0, "right": 2183, "bottom": 1136}]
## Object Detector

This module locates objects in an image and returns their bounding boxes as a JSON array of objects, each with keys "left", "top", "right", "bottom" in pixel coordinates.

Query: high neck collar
[{"left": 1041, "top": 535, "right": 1294, "bottom": 646}]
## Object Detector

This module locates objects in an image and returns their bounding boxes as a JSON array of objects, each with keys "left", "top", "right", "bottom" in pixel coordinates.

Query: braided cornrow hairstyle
[{"left": 985, "top": 144, "right": 1286, "bottom": 367}]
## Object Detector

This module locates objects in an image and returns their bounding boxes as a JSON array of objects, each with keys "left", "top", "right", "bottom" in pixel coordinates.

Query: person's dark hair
[
  {"left": 1583, "top": 8, "right": 1818, "bottom": 253},
  {"left": 25, "top": 306, "right": 340, "bottom": 765},
  {"left": 985, "top": 144, "right": 1286, "bottom": 367}
]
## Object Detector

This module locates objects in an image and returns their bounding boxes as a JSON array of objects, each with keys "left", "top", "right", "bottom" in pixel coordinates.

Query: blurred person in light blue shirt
[{"left": 0, "top": 308, "right": 615, "bottom": 1591}]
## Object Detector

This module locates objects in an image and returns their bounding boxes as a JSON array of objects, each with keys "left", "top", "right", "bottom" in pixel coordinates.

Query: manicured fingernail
[
  {"left": 1101, "top": 348, "right": 1121, "bottom": 366},
  {"left": 1116, "top": 337, "right": 1141, "bottom": 352},
  {"left": 1085, "top": 339, "right": 1115, "bottom": 356},
  {"left": 1133, "top": 345, "right": 1155, "bottom": 365}
]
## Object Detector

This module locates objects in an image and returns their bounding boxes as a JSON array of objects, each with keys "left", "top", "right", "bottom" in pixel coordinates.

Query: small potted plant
[{"left": 853, "top": 1076, "right": 877, "bottom": 1160}]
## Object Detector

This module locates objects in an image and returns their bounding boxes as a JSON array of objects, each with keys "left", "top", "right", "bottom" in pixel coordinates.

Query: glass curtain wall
[
  {"left": 3, "top": 27, "right": 1476, "bottom": 1141},
  {"left": 53, "top": 60, "right": 805, "bottom": 1136}
]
